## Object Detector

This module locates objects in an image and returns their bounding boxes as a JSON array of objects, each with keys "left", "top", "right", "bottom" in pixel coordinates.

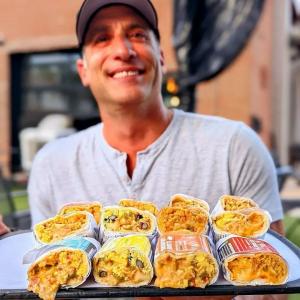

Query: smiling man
[
  {"left": 29, "top": 0, "right": 284, "bottom": 233},
  {"left": 76, "top": 2, "right": 171, "bottom": 178},
  {"left": 28, "top": 2, "right": 285, "bottom": 298}
]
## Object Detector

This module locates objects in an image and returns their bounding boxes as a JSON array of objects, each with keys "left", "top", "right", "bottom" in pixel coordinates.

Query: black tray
[{"left": 1, "top": 230, "right": 300, "bottom": 299}]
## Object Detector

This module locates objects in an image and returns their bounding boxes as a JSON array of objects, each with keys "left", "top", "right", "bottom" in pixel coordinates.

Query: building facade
[{"left": 0, "top": 0, "right": 284, "bottom": 175}]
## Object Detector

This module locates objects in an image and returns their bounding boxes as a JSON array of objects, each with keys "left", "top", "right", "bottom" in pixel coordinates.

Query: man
[
  {"left": 29, "top": 0, "right": 284, "bottom": 232},
  {"left": 0, "top": 215, "right": 10, "bottom": 235},
  {"left": 28, "top": 0, "right": 285, "bottom": 299}
]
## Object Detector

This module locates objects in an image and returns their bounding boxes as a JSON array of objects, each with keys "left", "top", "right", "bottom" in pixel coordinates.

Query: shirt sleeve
[{"left": 228, "top": 123, "right": 283, "bottom": 222}]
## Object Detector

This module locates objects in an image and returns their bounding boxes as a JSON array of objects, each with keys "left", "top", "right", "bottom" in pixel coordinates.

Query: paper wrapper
[
  {"left": 93, "top": 234, "right": 153, "bottom": 287},
  {"left": 169, "top": 194, "right": 210, "bottom": 212},
  {"left": 118, "top": 198, "right": 159, "bottom": 216},
  {"left": 33, "top": 212, "right": 98, "bottom": 245},
  {"left": 211, "top": 208, "right": 271, "bottom": 241},
  {"left": 58, "top": 201, "right": 102, "bottom": 224},
  {"left": 212, "top": 195, "right": 258, "bottom": 216},
  {"left": 100, "top": 206, "right": 157, "bottom": 243},
  {"left": 216, "top": 235, "right": 289, "bottom": 285},
  {"left": 154, "top": 233, "right": 219, "bottom": 288},
  {"left": 157, "top": 206, "right": 209, "bottom": 235},
  {"left": 26, "top": 236, "right": 100, "bottom": 300}
]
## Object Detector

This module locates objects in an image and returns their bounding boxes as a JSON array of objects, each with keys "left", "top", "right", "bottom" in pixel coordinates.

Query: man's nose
[{"left": 111, "top": 36, "right": 136, "bottom": 60}]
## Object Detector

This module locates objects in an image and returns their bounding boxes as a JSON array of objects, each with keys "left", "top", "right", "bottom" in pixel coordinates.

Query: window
[{"left": 10, "top": 50, "right": 99, "bottom": 171}]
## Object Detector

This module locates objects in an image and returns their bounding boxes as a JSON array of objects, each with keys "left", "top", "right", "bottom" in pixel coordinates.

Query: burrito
[
  {"left": 34, "top": 212, "right": 97, "bottom": 244},
  {"left": 157, "top": 206, "right": 209, "bottom": 235},
  {"left": 119, "top": 199, "right": 159, "bottom": 216},
  {"left": 219, "top": 195, "right": 258, "bottom": 211},
  {"left": 154, "top": 234, "right": 219, "bottom": 288},
  {"left": 101, "top": 206, "right": 156, "bottom": 240},
  {"left": 27, "top": 236, "right": 99, "bottom": 300},
  {"left": 169, "top": 194, "right": 210, "bottom": 212},
  {"left": 93, "top": 235, "right": 153, "bottom": 287},
  {"left": 211, "top": 208, "right": 270, "bottom": 238},
  {"left": 58, "top": 201, "right": 102, "bottom": 224},
  {"left": 217, "top": 236, "right": 288, "bottom": 285}
]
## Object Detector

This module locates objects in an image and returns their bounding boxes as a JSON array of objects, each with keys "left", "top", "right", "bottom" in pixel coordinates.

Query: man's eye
[
  {"left": 94, "top": 35, "right": 109, "bottom": 43},
  {"left": 130, "top": 32, "right": 148, "bottom": 41}
]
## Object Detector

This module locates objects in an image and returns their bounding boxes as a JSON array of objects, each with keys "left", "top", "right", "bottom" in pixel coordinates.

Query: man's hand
[
  {"left": 270, "top": 220, "right": 285, "bottom": 236},
  {"left": 0, "top": 215, "right": 10, "bottom": 235}
]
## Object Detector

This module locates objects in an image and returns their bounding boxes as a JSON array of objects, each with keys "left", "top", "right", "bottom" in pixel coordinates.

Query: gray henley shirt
[{"left": 28, "top": 109, "right": 283, "bottom": 225}]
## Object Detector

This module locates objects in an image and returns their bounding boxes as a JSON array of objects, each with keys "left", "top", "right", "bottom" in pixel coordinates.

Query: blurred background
[{"left": 0, "top": 0, "right": 300, "bottom": 250}]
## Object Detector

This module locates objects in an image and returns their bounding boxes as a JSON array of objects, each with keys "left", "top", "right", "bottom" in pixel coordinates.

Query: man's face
[{"left": 77, "top": 5, "right": 164, "bottom": 109}]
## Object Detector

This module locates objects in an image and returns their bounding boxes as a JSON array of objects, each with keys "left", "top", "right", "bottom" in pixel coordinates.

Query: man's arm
[
  {"left": 0, "top": 215, "right": 10, "bottom": 235},
  {"left": 229, "top": 124, "right": 284, "bottom": 222},
  {"left": 270, "top": 219, "right": 285, "bottom": 235}
]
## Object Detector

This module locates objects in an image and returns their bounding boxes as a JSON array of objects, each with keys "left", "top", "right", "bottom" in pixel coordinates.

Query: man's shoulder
[
  {"left": 33, "top": 124, "right": 101, "bottom": 163},
  {"left": 176, "top": 110, "right": 245, "bottom": 135}
]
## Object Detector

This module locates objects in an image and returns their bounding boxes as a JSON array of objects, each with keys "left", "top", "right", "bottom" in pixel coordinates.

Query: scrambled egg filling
[
  {"left": 227, "top": 253, "right": 288, "bottom": 284},
  {"left": 103, "top": 208, "right": 153, "bottom": 233},
  {"left": 119, "top": 199, "right": 159, "bottom": 216},
  {"left": 93, "top": 248, "right": 152, "bottom": 286},
  {"left": 214, "top": 211, "right": 266, "bottom": 236},
  {"left": 222, "top": 196, "right": 256, "bottom": 211},
  {"left": 60, "top": 203, "right": 102, "bottom": 224},
  {"left": 28, "top": 249, "right": 88, "bottom": 300},
  {"left": 157, "top": 207, "right": 208, "bottom": 234},
  {"left": 35, "top": 213, "right": 88, "bottom": 243},
  {"left": 170, "top": 196, "right": 209, "bottom": 211},
  {"left": 155, "top": 252, "right": 217, "bottom": 288}
]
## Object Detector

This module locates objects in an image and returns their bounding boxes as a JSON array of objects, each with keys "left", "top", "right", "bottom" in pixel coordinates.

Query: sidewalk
[{"left": 281, "top": 177, "right": 300, "bottom": 199}]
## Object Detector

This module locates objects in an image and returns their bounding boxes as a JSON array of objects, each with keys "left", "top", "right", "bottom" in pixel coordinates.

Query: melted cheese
[
  {"left": 213, "top": 210, "right": 267, "bottom": 237},
  {"left": 157, "top": 207, "right": 208, "bottom": 234},
  {"left": 119, "top": 199, "right": 159, "bottom": 216},
  {"left": 154, "top": 252, "right": 217, "bottom": 288},
  {"left": 34, "top": 213, "right": 88, "bottom": 244},
  {"left": 227, "top": 253, "right": 288, "bottom": 285},
  {"left": 59, "top": 202, "right": 102, "bottom": 224},
  {"left": 28, "top": 249, "right": 88, "bottom": 300},
  {"left": 170, "top": 194, "right": 209, "bottom": 211},
  {"left": 221, "top": 195, "right": 257, "bottom": 211}
]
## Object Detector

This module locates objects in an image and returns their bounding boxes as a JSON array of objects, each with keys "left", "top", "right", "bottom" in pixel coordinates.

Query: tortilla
[
  {"left": 119, "top": 199, "right": 159, "bottom": 216},
  {"left": 58, "top": 201, "right": 102, "bottom": 224},
  {"left": 211, "top": 208, "right": 270, "bottom": 238},
  {"left": 217, "top": 236, "right": 288, "bottom": 285},
  {"left": 219, "top": 195, "right": 258, "bottom": 211},
  {"left": 169, "top": 194, "right": 209, "bottom": 212},
  {"left": 154, "top": 234, "right": 218, "bottom": 288},
  {"left": 157, "top": 206, "right": 209, "bottom": 234},
  {"left": 93, "top": 235, "right": 153, "bottom": 287},
  {"left": 34, "top": 212, "right": 97, "bottom": 244}
]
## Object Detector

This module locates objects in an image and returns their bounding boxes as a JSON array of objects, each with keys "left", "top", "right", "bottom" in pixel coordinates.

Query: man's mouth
[{"left": 112, "top": 70, "right": 140, "bottom": 79}]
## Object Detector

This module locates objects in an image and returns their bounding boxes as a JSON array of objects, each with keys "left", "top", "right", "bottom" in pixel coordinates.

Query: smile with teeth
[{"left": 113, "top": 70, "right": 140, "bottom": 79}]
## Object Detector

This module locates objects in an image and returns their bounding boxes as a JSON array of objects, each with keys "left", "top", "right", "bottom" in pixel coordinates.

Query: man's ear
[
  {"left": 160, "top": 50, "right": 167, "bottom": 74},
  {"left": 160, "top": 50, "right": 165, "bottom": 67},
  {"left": 76, "top": 58, "right": 89, "bottom": 87}
]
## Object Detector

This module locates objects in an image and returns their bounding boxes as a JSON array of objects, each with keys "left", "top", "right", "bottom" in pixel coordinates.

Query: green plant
[{"left": 284, "top": 215, "right": 300, "bottom": 248}]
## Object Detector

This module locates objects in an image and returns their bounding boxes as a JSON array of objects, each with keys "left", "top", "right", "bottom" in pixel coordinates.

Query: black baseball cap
[{"left": 76, "top": 0, "right": 160, "bottom": 48}]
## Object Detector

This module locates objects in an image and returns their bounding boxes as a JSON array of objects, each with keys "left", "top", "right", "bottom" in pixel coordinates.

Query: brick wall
[
  {"left": 0, "top": 0, "right": 273, "bottom": 174},
  {"left": 196, "top": 0, "right": 273, "bottom": 147}
]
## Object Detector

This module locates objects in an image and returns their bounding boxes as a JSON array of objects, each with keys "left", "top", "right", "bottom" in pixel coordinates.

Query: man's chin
[{"left": 108, "top": 93, "right": 147, "bottom": 106}]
